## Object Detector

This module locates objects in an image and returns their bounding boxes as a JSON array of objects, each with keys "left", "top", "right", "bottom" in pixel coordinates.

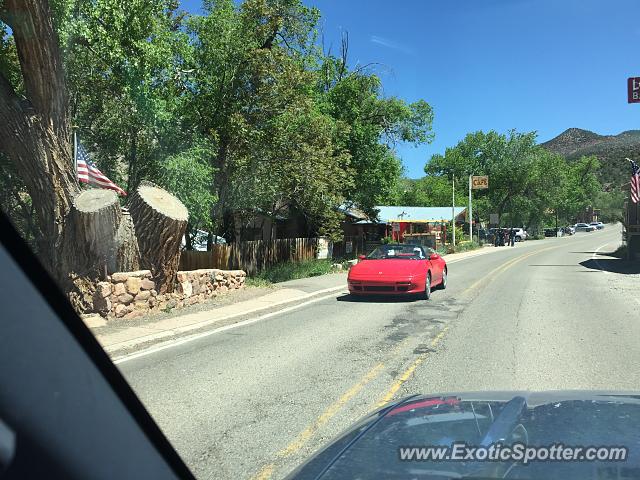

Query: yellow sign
[{"left": 472, "top": 175, "right": 489, "bottom": 189}]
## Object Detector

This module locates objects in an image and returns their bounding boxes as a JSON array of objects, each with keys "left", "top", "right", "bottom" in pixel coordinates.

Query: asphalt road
[{"left": 119, "top": 226, "right": 640, "bottom": 480}]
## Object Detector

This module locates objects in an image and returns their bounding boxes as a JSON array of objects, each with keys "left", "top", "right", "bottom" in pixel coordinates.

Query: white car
[
  {"left": 590, "top": 221, "right": 604, "bottom": 230},
  {"left": 575, "top": 223, "right": 596, "bottom": 232},
  {"left": 511, "top": 227, "right": 528, "bottom": 241}
]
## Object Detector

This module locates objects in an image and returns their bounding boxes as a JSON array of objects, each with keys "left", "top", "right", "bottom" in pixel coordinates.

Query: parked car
[
  {"left": 348, "top": 244, "right": 447, "bottom": 300},
  {"left": 590, "top": 221, "right": 604, "bottom": 230},
  {"left": 544, "top": 228, "right": 557, "bottom": 237},
  {"left": 564, "top": 225, "right": 576, "bottom": 235},
  {"left": 511, "top": 227, "right": 528, "bottom": 241},
  {"left": 575, "top": 222, "right": 596, "bottom": 232}
]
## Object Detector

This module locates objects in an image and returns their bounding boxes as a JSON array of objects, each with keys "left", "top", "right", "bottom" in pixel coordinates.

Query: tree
[
  {"left": 0, "top": 0, "right": 190, "bottom": 305},
  {"left": 63, "top": 0, "right": 189, "bottom": 192},
  {"left": 156, "top": 139, "right": 217, "bottom": 249},
  {"left": 0, "top": 0, "right": 82, "bottom": 288},
  {"left": 321, "top": 70, "right": 434, "bottom": 216},
  {"left": 184, "top": 0, "right": 350, "bottom": 240},
  {"left": 389, "top": 176, "right": 459, "bottom": 207},
  {"left": 425, "top": 130, "right": 601, "bottom": 228}
]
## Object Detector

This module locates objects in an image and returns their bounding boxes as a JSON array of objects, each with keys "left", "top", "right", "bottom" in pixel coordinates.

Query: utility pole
[
  {"left": 452, "top": 175, "right": 455, "bottom": 245},
  {"left": 468, "top": 174, "right": 473, "bottom": 241}
]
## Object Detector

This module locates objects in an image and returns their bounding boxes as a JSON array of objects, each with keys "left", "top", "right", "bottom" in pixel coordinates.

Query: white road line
[
  {"left": 114, "top": 289, "right": 347, "bottom": 364},
  {"left": 592, "top": 241, "right": 616, "bottom": 275}
]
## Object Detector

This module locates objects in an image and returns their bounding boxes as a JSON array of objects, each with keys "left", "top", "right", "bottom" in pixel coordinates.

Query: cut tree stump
[
  {"left": 72, "top": 189, "right": 121, "bottom": 276},
  {"left": 129, "top": 181, "right": 188, "bottom": 293},
  {"left": 72, "top": 189, "right": 141, "bottom": 276}
]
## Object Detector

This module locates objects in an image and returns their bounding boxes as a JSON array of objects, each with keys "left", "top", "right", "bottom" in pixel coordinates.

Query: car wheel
[
  {"left": 424, "top": 272, "right": 431, "bottom": 300},
  {"left": 438, "top": 268, "right": 447, "bottom": 290}
]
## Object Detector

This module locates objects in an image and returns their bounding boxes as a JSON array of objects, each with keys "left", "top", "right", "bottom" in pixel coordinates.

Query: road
[{"left": 119, "top": 226, "right": 640, "bottom": 480}]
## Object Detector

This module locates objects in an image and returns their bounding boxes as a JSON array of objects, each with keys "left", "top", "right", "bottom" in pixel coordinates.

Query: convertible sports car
[{"left": 347, "top": 244, "right": 447, "bottom": 299}]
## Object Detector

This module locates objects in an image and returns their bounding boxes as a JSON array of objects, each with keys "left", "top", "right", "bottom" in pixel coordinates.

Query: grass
[
  {"left": 248, "top": 259, "right": 338, "bottom": 285},
  {"left": 441, "top": 241, "right": 482, "bottom": 255}
]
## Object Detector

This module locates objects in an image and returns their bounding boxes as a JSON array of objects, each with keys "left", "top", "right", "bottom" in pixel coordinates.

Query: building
[{"left": 339, "top": 205, "right": 467, "bottom": 248}]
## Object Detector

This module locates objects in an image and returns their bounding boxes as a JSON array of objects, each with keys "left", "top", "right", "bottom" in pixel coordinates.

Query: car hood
[
  {"left": 287, "top": 390, "right": 640, "bottom": 480},
  {"left": 349, "top": 259, "right": 425, "bottom": 278}
]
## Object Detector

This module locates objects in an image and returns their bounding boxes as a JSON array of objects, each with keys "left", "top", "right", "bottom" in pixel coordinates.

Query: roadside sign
[
  {"left": 471, "top": 175, "right": 489, "bottom": 189},
  {"left": 345, "top": 241, "right": 353, "bottom": 254},
  {"left": 629, "top": 77, "right": 640, "bottom": 103},
  {"left": 489, "top": 213, "right": 499, "bottom": 224},
  {"left": 316, "top": 237, "right": 330, "bottom": 259}
]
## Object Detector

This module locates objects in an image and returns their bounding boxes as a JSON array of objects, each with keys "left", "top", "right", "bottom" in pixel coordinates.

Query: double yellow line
[{"left": 462, "top": 245, "right": 558, "bottom": 296}]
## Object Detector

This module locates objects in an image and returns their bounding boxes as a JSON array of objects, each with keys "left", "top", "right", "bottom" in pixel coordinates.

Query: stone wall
[{"left": 92, "top": 269, "right": 246, "bottom": 320}]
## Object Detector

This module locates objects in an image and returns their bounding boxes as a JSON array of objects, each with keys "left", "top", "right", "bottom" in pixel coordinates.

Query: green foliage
[
  {"left": 424, "top": 130, "right": 603, "bottom": 228},
  {"left": 0, "top": 0, "right": 433, "bottom": 244},
  {"left": 321, "top": 72, "right": 434, "bottom": 215},
  {"left": 156, "top": 139, "right": 217, "bottom": 232},
  {"left": 62, "top": 0, "right": 189, "bottom": 190},
  {"left": 390, "top": 175, "right": 460, "bottom": 206},
  {"left": 445, "top": 241, "right": 480, "bottom": 254},
  {"left": 595, "top": 189, "right": 624, "bottom": 223}
]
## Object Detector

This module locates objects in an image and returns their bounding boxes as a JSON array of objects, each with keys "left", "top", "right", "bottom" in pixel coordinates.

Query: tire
[
  {"left": 438, "top": 268, "right": 447, "bottom": 290},
  {"left": 424, "top": 272, "right": 432, "bottom": 300}
]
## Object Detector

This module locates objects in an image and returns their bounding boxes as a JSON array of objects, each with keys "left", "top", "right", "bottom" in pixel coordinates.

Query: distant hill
[{"left": 541, "top": 128, "right": 640, "bottom": 185}]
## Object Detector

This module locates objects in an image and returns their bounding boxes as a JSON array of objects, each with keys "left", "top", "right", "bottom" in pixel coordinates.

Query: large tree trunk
[
  {"left": 0, "top": 0, "right": 87, "bottom": 291},
  {"left": 129, "top": 182, "right": 188, "bottom": 294},
  {"left": 211, "top": 138, "right": 232, "bottom": 239}
]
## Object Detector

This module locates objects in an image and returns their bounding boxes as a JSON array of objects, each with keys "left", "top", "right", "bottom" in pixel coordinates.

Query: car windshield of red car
[{"left": 367, "top": 245, "right": 425, "bottom": 260}]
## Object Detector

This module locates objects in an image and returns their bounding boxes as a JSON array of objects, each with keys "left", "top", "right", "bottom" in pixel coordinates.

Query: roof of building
[{"left": 374, "top": 206, "right": 467, "bottom": 223}]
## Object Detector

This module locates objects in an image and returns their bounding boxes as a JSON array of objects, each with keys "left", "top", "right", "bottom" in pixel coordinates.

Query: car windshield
[
  {"left": 1, "top": 1, "right": 637, "bottom": 479},
  {"left": 367, "top": 245, "right": 426, "bottom": 259}
]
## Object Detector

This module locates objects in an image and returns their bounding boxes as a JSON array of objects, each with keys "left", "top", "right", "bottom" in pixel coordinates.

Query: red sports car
[{"left": 347, "top": 244, "right": 447, "bottom": 299}]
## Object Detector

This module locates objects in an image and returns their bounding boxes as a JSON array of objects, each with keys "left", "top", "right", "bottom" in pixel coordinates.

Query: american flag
[
  {"left": 627, "top": 157, "right": 640, "bottom": 204},
  {"left": 76, "top": 142, "right": 127, "bottom": 196}
]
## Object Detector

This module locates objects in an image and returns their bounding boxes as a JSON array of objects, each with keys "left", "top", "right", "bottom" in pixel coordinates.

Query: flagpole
[
  {"left": 452, "top": 175, "right": 455, "bottom": 246},
  {"left": 73, "top": 129, "right": 78, "bottom": 179}
]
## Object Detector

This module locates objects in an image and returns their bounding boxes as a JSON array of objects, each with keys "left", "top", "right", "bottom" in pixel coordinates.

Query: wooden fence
[{"left": 178, "top": 237, "right": 318, "bottom": 276}]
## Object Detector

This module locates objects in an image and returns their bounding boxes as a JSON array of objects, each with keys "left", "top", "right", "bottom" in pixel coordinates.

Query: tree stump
[
  {"left": 129, "top": 182, "right": 188, "bottom": 293},
  {"left": 72, "top": 189, "right": 121, "bottom": 277}
]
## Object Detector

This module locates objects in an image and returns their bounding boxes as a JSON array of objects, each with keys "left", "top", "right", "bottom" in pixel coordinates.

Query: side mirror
[
  {"left": 429, "top": 253, "right": 439, "bottom": 260},
  {"left": 358, "top": 254, "right": 366, "bottom": 261}
]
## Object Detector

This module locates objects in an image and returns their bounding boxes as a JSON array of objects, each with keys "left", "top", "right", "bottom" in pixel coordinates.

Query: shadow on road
[
  {"left": 336, "top": 293, "right": 423, "bottom": 303},
  {"left": 579, "top": 258, "right": 640, "bottom": 274}
]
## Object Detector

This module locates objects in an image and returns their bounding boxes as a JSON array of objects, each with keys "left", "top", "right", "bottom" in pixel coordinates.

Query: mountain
[{"left": 541, "top": 128, "right": 640, "bottom": 185}]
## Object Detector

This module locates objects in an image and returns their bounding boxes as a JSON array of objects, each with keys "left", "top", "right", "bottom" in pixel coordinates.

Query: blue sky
[{"left": 181, "top": 0, "right": 640, "bottom": 178}]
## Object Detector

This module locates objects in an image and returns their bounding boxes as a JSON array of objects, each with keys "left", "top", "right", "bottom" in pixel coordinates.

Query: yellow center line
[
  {"left": 462, "top": 245, "right": 559, "bottom": 295},
  {"left": 253, "top": 464, "right": 275, "bottom": 480},
  {"left": 375, "top": 326, "right": 449, "bottom": 408},
  {"left": 252, "top": 362, "right": 385, "bottom": 480}
]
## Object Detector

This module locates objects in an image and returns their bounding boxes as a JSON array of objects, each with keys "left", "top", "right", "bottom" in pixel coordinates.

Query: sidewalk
[
  {"left": 92, "top": 245, "right": 505, "bottom": 359},
  {"left": 92, "top": 272, "right": 348, "bottom": 358}
]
